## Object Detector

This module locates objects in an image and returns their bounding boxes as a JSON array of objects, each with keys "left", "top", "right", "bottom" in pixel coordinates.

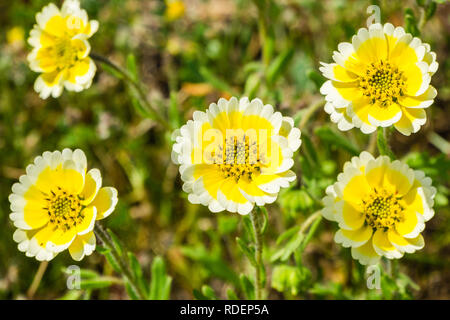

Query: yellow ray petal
[{"left": 92, "top": 187, "right": 118, "bottom": 220}]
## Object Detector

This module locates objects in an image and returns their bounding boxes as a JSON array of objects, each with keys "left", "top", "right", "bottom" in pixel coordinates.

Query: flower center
[
  {"left": 52, "top": 37, "right": 81, "bottom": 69},
  {"left": 45, "top": 187, "right": 84, "bottom": 231},
  {"left": 214, "top": 135, "right": 263, "bottom": 182},
  {"left": 359, "top": 60, "right": 406, "bottom": 107},
  {"left": 362, "top": 188, "right": 404, "bottom": 230}
]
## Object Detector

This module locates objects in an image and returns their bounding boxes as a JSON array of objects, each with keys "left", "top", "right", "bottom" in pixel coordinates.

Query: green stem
[
  {"left": 367, "top": 130, "right": 378, "bottom": 154},
  {"left": 249, "top": 207, "right": 264, "bottom": 300},
  {"left": 376, "top": 127, "right": 395, "bottom": 159},
  {"left": 299, "top": 99, "right": 326, "bottom": 131},
  {"left": 253, "top": 0, "right": 273, "bottom": 67},
  {"left": 391, "top": 259, "right": 400, "bottom": 279},
  {"left": 90, "top": 53, "right": 171, "bottom": 131},
  {"left": 299, "top": 211, "right": 321, "bottom": 235},
  {"left": 94, "top": 223, "right": 147, "bottom": 300},
  {"left": 27, "top": 261, "right": 48, "bottom": 299},
  {"left": 417, "top": 6, "right": 427, "bottom": 32}
]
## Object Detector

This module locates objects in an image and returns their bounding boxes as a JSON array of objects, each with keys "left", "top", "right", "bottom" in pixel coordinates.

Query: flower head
[
  {"left": 7, "top": 26, "right": 25, "bottom": 47},
  {"left": 165, "top": 0, "right": 186, "bottom": 21},
  {"left": 322, "top": 152, "right": 436, "bottom": 265},
  {"left": 320, "top": 23, "right": 438, "bottom": 135},
  {"left": 27, "top": 0, "right": 98, "bottom": 99},
  {"left": 171, "top": 97, "right": 301, "bottom": 215},
  {"left": 9, "top": 149, "right": 118, "bottom": 261}
]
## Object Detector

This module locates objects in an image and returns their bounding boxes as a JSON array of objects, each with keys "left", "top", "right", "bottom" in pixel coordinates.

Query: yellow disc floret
[
  {"left": 46, "top": 187, "right": 84, "bottom": 232},
  {"left": 52, "top": 37, "right": 84, "bottom": 69},
  {"left": 362, "top": 188, "right": 404, "bottom": 230},
  {"left": 215, "top": 135, "right": 262, "bottom": 182},
  {"left": 359, "top": 60, "right": 407, "bottom": 107}
]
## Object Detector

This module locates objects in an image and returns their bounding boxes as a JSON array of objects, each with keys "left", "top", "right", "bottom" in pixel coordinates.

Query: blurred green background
[{"left": 0, "top": 0, "right": 448, "bottom": 299}]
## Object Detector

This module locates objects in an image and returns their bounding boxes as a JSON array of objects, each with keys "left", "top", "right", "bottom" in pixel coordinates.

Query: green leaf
[
  {"left": 298, "top": 216, "right": 322, "bottom": 254},
  {"left": 125, "top": 279, "right": 141, "bottom": 300},
  {"left": 315, "top": 126, "right": 360, "bottom": 156},
  {"left": 62, "top": 267, "right": 99, "bottom": 279},
  {"left": 103, "top": 251, "right": 122, "bottom": 274},
  {"left": 242, "top": 215, "right": 255, "bottom": 243},
  {"left": 168, "top": 91, "right": 181, "bottom": 129},
  {"left": 307, "top": 69, "right": 325, "bottom": 89},
  {"left": 271, "top": 265, "right": 312, "bottom": 296},
  {"left": 236, "top": 237, "right": 256, "bottom": 266},
  {"left": 240, "top": 274, "right": 255, "bottom": 300},
  {"left": 259, "top": 261, "right": 267, "bottom": 287},
  {"left": 79, "top": 276, "right": 121, "bottom": 290},
  {"left": 149, "top": 256, "right": 172, "bottom": 300},
  {"left": 128, "top": 252, "right": 148, "bottom": 296},
  {"left": 96, "top": 245, "right": 110, "bottom": 254},
  {"left": 416, "top": 0, "right": 426, "bottom": 6},
  {"left": 244, "top": 72, "right": 261, "bottom": 100},
  {"left": 404, "top": 8, "right": 420, "bottom": 36},
  {"left": 193, "top": 289, "right": 207, "bottom": 300},
  {"left": 301, "top": 133, "right": 319, "bottom": 165},
  {"left": 271, "top": 231, "right": 304, "bottom": 262},
  {"left": 226, "top": 288, "right": 239, "bottom": 300},
  {"left": 100, "top": 62, "right": 124, "bottom": 79},
  {"left": 126, "top": 53, "right": 139, "bottom": 81},
  {"left": 130, "top": 92, "right": 153, "bottom": 119},
  {"left": 266, "top": 47, "right": 294, "bottom": 85},
  {"left": 426, "top": 1, "right": 437, "bottom": 19},
  {"left": 107, "top": 229, "right": 125, "bottom": 257},
  {"left": 201, "top": 285, "right": 217, "bottom": 300},
  {"left": 181, "top": 246, "right": 240, "bottom": 286},
  {"left": 243, "top": 61, "right": 263, "bottom": 75},
  {"left": 275, "top": 225, "right": 300, "bottom": 245},
  {"left": 58, "top": 290, "right": 83, "bottom": 300}
]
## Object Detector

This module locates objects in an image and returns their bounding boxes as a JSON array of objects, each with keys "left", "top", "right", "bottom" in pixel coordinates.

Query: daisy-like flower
[
  {"left": 9, "top": 149, "right": 118, "bottom": 261},
  {"left": 27, "top": 0, "right": 98, "bottom": 99},
  {"left": 171, "top": 97, "right": 301, "bottom": 215},
  {"left": 322, "top": 152, "right": 436, "bottom": 265},
  {"left": 320, "top": 23, "right": 438, "bottom": 135}
]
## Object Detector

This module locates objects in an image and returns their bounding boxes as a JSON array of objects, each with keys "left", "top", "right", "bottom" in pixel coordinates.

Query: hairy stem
[
  {"left": 299, "top": 211, "right": 322, "bottom": 235},
  {"left": 249, "top": 207, "right": 264, "bottom": 300},
  {"left": 376, "top": 127, "right": 395, "bottom": 159},
  {"left": 94, "top": 223, "right": 147, "bottom": 300},
  {"left": 90, "top": 53, "right": 171, "bottom": 131}
]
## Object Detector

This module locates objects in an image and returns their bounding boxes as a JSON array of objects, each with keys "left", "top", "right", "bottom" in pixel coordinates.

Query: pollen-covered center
[
  {"left": 51, "top": 37, "right": 84, "bottom": 69},
  {"left": 362, "top": 188, "right": 404, "bottom": 230},
  {"left": 359, "top": 60, "right": 406, "bottom": 107},
  {"left": 45, "top": 187, "right": 84, "bottom": 231},
  {"left": 214, "top": 134, "right": 264, "bottom": 182}
]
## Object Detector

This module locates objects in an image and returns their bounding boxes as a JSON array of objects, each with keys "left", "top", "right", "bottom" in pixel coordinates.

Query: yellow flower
[
  {"left": 322, "top": 152, "right": 436, "bottom": 265},
  {"left": 27, "top": 0, "right": 98, "bottom": 99},
  {"left": 171, "top": 97, "right": 301, "bottom": 215},
  {"left": 165, "top": 0, "right": 185, "bottom": 21},
  {"left": 9, "top": 149, "right": 118, "bottom": 261},
  {"left": 320, "top": 23, "right": 438, "bottom": 135},
  {"left": 7, "top": 26, "right": 25, "bottom": 46}
]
